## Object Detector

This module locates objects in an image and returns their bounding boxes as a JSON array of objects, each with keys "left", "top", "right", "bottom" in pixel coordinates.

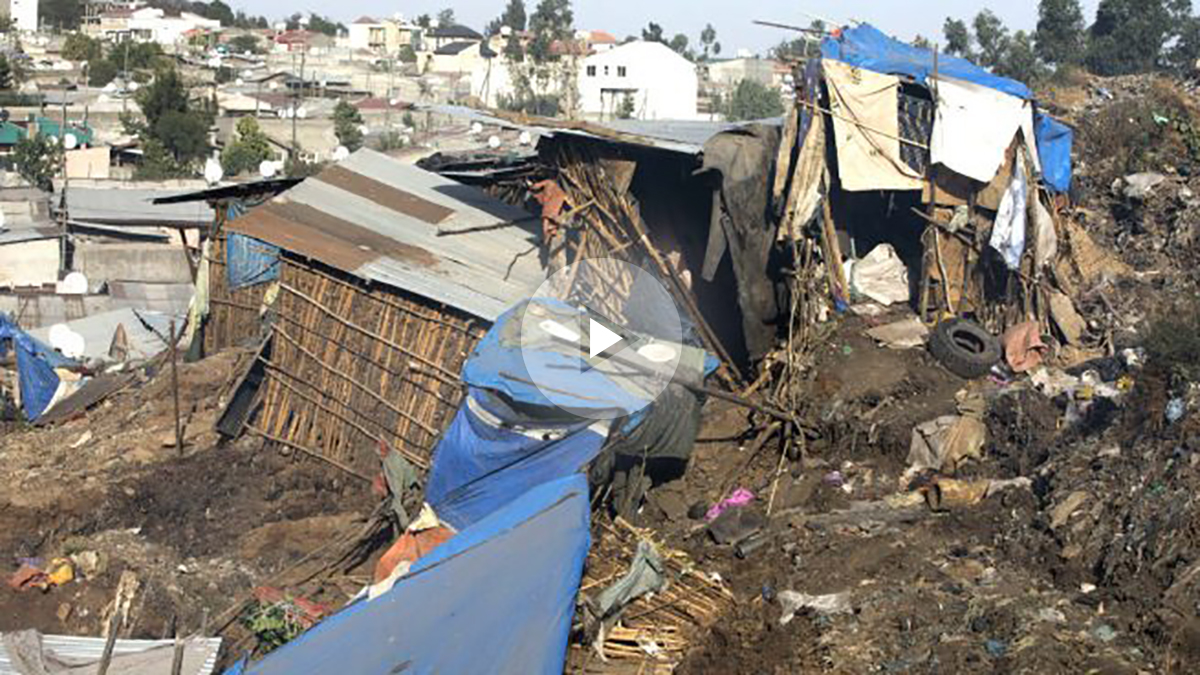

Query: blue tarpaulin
[
  {"left": 1034, "top": 113, "right": 1074, "bottom": 193},
  {"left": 0, "top": 315, "right": 74, "bottom": 421},
  {"left": 226, "top": 233, "right": 280, "bottom": 290},
  {"left": 426, "top": 390, "right": 609, "bottom": 530},
  {"left": 226, "top": 475, "right": 591, "bottom": 675},
  {"left": 822, "top": 24, "right": 1033, "bottom": 100}
]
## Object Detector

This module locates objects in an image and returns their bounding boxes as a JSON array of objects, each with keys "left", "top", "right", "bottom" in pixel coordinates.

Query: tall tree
[
  {"left": 1035, "top": 0, "right": 1086, "bottom": 66},
  {"left": 912, "top": 35, "right": 933, "bottom": 50},
  {"left": 332, "top": 99, "right": 364, "bottom": 151},
  {"left": 528, "top": 0, "right": 573, "bottom": 63},
  {"left": 669, "top": 33, "right": 689, "bottom": 57},
  {"left": 500, "top": 0, "right": 527, "bottom": 31},
  {"left": 437, "top": 8, "right": 456, "bottom": 26},
  {"left": 723, "top": 79, "right": 784, "bottom": 121},
  {"left": 642, "top": 22, "right": 665, "bottom": 43},
  {"left": 127, "top": 68, "right": 213, "bottom": 169},
  {"left": 1087, "top": 0, "right": 1173, "bottom": 75},
  {"left": 699, "top": 23, "right": 721, "bottom": 61},
  {"left": 943, "top": 18, "right": 973, "bottom": 58},
  {"left": 995, "top": 30, "right": 1046, "bottom": 82},
  {"left": 973, "top": 10, "right": 1010, "bottom": 69}
]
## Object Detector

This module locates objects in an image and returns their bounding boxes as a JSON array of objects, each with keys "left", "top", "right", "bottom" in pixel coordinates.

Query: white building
[
  {"left": 578, "top": 41, "right": 697, "bottom": 121},
  {"left": 89, "top": 6, "right": 220, "bottom": 46},
  {"left": 1, "top": 0, "right": 37, "bottom": 33}
]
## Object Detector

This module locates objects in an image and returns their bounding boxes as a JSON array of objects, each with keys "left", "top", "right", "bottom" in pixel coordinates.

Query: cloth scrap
[
  {"left": 1003, "top": 321, "right": 1048, "bottom": 373},
  {"left": 846, "top": 244, "right": 910, "bottom": 306},
  {"left": 932, "top": 76, "right": 1038, "bottom": 183},
  {"left": 824, "top": 59, "right": 924, "bottom": 192},
  {"left": 594, "top": 540, "right": 666, "bottom": 620},
  {"left": 991, "top": 154, "right": 1029, "bottom": 270},
  {"left": 779, "top": 591, "right": 852, "bottom": 625}
]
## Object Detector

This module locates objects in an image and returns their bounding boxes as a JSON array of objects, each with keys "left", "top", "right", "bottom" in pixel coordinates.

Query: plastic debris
[
  {"left": 778, "top": 591, "right": 853, "bottom": 625},
  {"left": 705, "top": 488, "right": 755, "bottom": 522},
  {"left": 1166, "top": 398, "right": 1185, "bottom": 423}
]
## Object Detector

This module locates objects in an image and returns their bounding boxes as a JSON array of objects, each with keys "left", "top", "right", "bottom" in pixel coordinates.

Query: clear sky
[{"left": 233, "top": 0, "right": 1103, "bottom": 56}]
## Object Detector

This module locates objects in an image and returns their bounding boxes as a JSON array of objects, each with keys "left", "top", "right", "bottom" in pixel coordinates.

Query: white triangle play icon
[{"left": 589, "top": 318, "right": 623, "bottom": 358}]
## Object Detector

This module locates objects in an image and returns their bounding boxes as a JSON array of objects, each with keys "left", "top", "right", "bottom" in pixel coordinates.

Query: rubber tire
[{"left": 928, "top": 319, "right": 1001, "bottom": 379}]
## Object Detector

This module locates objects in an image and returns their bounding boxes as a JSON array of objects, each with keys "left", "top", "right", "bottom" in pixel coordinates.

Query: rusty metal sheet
[{"left": 318, "top": 164, "right": 456, "bottom": 224}]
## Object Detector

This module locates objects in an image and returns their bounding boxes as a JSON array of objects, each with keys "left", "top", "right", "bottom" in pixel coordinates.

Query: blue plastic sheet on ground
[
  {"left": 426, "top": 389, "right": 608, "bottom": 530},
  {"left": 226, "top": 233, "right": 280, "bottom": 290},
  {"left": 225, "top": 474, "right": 591, "bottom": 675},
  {"left": 0, "top": 314, "right": 71, "bottom": 421},
  {"left": 1034, "top": 113, "right": 1073, "bottom": 193},
  {"left": 822, "top": 24, "right": 1032, "bottom": 100}
]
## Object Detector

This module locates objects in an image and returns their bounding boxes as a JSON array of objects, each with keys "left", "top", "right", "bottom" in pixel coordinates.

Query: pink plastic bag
[{"left": 706, "top": 488, "right": 755, "bottom": 521}]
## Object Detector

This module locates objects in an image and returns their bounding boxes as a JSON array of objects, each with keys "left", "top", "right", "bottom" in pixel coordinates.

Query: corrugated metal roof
[
  {"left": 0, "top": 634, "right": 222, "bottom": 675},
  {"left": 29, "top": 307, "right": 182, "bottom": 361},
  {"left": 228, "top": 149, "right": 545, "bottom": 321},
  {"left": 62, "top": 187, "right": 215, "bottom": 227},
  {"left": 426, "top": 105, "right": 780, "bottom": 155},
  {"left": 0, "top": 227, "right": 59, "bottom": 246}
]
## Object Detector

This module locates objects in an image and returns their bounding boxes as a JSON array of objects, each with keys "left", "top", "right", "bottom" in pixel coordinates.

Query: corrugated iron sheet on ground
[{"left": 0, "top": 633, "right": 222, "bottom": 675}]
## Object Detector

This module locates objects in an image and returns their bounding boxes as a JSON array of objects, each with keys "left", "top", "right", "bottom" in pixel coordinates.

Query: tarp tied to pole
[
  {"left": 1034, "top": 113, "right": 1074, "bottom": 193},
  {"left": 821, "top": 23, "right": 1033, "bottom": 100},
  {"left": 226, "top": 475, "right": 592, "bottom": 675}
]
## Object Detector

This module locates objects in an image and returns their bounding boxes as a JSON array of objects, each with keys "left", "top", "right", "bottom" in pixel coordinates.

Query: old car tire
[{"left": 929, "top": 319, "right": 1001, "bottom": 379}]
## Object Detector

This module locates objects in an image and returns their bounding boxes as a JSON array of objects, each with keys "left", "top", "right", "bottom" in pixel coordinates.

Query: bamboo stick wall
[{"left": 205, "top": 235, "right": 484, "bottom": 472}]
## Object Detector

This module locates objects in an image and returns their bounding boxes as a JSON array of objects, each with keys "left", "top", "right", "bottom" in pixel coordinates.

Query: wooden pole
[
  {"left": 95, "top": 614, "right": 119, "bottom": 675},
  {"left": 170, "top": 320, "right": 183, "bottom": 455},
  {"left": 170, "top": 616, "right": 185, "bottom": 675}
]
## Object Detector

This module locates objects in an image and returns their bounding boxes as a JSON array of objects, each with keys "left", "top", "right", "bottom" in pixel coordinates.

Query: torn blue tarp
[
  {"left": 226, "top": 233, "right": 280, "bottom": 290},
  {"left": 426, "top": 389, "right": 609, "bottom": 530},
  {"left": 1034, "top": 113, "right": 1073, "bottom": 193},
  {"left": 225, "top": 474, "right": 591, "bottom": 675},
  {"left": 822, "top": 24, "right": 1032, "bottom": 100},
  {"left": 0, "top": 314, "right": 74, "bottom": 421}
]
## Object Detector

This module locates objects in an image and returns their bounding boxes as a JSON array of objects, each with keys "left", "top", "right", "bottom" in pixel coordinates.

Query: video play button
[{"left": 588, "top": 318, "right": 623, "bottom": 358}]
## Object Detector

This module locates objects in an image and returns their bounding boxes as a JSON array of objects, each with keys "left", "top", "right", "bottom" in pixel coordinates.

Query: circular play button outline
[{"left": 517, "top": 258, "right": 685, "bottom": 421}]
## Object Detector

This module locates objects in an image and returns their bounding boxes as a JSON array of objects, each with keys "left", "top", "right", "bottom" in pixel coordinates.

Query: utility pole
[{"left": 122, "top": 37, "right": 129, "bottom": 113}]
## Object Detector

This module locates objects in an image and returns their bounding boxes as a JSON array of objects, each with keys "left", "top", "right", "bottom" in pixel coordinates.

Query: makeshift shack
[{"left": 172, "top": 150, "right": 545, "bottom": 474}]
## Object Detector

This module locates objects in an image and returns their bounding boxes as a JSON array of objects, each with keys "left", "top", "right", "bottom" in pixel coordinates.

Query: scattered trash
[
  {"left": 734, "top": 531, "right": 772, "bottom": 559},
  {"left": 69, "top": 430, "right": 93, "bottom": 449},
  {"left": 1167, "top": 398, "right": 1186, "bottom": 423},
  {"left": 1080, "top": 583, "right": 1097, "bottom": 594},
  {"left": 914, "top": 476, "right": 1032, "bottom": 511},
  {"left": 905, "top": 391, "right": 987, "bottom": 477},
  {"left": 778, "top": 590, "right": 853, "bottom": 625},
  {"left": 708, "top": 505, "right": 766, "bottom": 545},
  {"left": 1050, "top": 491, "right": 1090, "bottom": 530},
  {"left": 592, "top": 540, "right": 665, "bottom": 622},
  {"left": 1092, "top": 623, "right": 1118, "bottom": 643},
  {"left": 705, "top": 488, "right": 755, "bottom": 522},
  {"left": 1002, "top": 321, "right": 1048, "bottom": 373},
  {"left": 866, "top": 317, "right": 930, "bottom": 350},
  {"left": 822, "top": 471, "right": 845, "bottom": 488},
  {"left": 1048, "top": 291, "right": 1086, "bottom": 345},
  {"left": 7, "top": 558, "right": 74, "bottom": 592},
  {"left": 985, "top": 638, "right": 1008, "bottom": 657},
  {"left": 1036, "top": 608, "right": 1066, "bottom": 623},
  {"left": 1119, "top": 172, "right": 1166, "bottom": 200},
  {"left": 844, "top": 244, "right": 910, "bottom": 306},
  {"left": 930, "top": 319, "right": 1001, "bottom": 379},
  {"left": 687, "top": 501, "right": 708, "bottom": 520}
]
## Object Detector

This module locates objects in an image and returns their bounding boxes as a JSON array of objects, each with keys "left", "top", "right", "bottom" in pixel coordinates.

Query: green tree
[
  {"left": 41, "top": 0, "right": 83, "bottom": 29},
  {"left": 616, "top": 93, "right": 635, "bottom": 119},
  {"left": 501, "top": 0, "right": 527, "bottom": 31},
  {"left": 943, "top": 18, "right": 973, "bottom": 58},
  {"left": 62, "top": 33, "right": 103, "bottom": 62},
  {"left": 669, "top": 33, "right": 690, "bottom": 57},
  {"left": 13, "top": 134, "right": 62, "bottom": 191},
  {"left": 528, "top": 0, "right": 573, "bottom": 63},
  {"left": 308, "top": 14, "right": 344, "bottom": 36},
  {"left": 416, "top": 14, "right": 431, "bottom": 29},
  {"left": 437, "top": 8, "right": 456, "bottom": 26},
  {"left": 996, "top": 30, "right": 1047, "bottom": 83},
  {"left": 1087, "top": 0, "right": 1179, "bottom": 75},
  {"left": 0, "top": 55, "right": 14, "bottom": 90},
  {"left": 128, "top": 68, "right": 213, "bottom": 169},
  {"left": 723, "top": 79, "right": 783, "bottom": 121},
  {"left": 912, "top": 35, "right": 933, "bottom": 50},
  {"left": 642, "top": 22, "right": 665, "bottom": 43},
  {"left": 973, "top": 10, "right": 1010, "bottom": 69},
  {"left": 332, "top": 99, "right": 364, "bottom": 151},
  {"left": 229, "top": 34, "right": 262, "bottom": 55},
  {"left": 699, "top": 23, "right": 720, "bottom": 61},
  {"left": 87, "top": 58, "right": 118, "bottom": 86},
  {"left": 398, "top": 43, "right": 417, "bottom": 63},
  {"left": 1035, "top": 0, "right": 1086, "bottom": 66},
  {"left": 1167, "top": 16, "right": 1200, "bottom": 72},
  {"left": 222, "top": 116, "right": 273, "bottom": 176}
]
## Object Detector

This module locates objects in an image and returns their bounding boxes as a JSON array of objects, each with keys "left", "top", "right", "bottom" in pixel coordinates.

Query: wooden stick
[
  {"left": 170, "top": 320, "right": 183, "bottom": 455},
  {"left": 95, "top": 610, "right": 119, "bottom": 675},
  {"left": 799, "top": 100, "right": 929, "bottom": 149}
]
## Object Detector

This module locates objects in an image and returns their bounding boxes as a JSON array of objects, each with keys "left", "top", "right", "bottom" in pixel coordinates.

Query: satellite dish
[
  {"left": 235, "top": 78, "right": 244, "bottom": 86},
  {"left": 332, "top": 145, "right": 349, "bottom": 161},
  {"left": 518, "top": 130, "right": 532, "bottom": 145},
  {"left": 296, "top": 106, "right": 308, "bottom": 119},
  {"left": 48, "top": 324, "right": 86, "bottom": 358},
  {"left": 487, "top": 134, "right": 500, "bottom": 149},
  {"left": 103, "top": 82, "right": 117, "bottom": 93},
  {"left": 469, "top": 122, "right": 483, "bottom": 135},
  {"left": 63, "top": 133, "right": 78, "bottom": 150},
  {"left": 389, "top": 97, "right": 400, "bottom": 106},
  {"left": 259, "top": 160, "right": 278, "bottom": 178},
  {"left": 58, "top": 271, "right": 88, "bottom": 295},
  {"left": 358, "top": 123, "right": 369, "bottom": 135},
  {"left": 204, "top": 156, "right": 223, "bottom": 185},
  {"left": 128, "top": 82, "right": 139, "bottom": 91}
]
